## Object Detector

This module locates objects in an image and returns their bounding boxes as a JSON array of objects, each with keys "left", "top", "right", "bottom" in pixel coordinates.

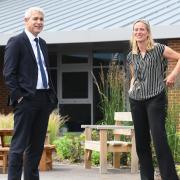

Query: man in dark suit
[{"left": 3, "top": 7, "right": 58, "bottom": 180}]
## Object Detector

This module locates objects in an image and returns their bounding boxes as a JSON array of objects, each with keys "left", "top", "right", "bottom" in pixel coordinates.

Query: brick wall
[
  {"left": 0, "top": 47, "right": 12, "bottom": 114},
  {"left": 167, "top": 39, "right": 180, "bottom": 130}
]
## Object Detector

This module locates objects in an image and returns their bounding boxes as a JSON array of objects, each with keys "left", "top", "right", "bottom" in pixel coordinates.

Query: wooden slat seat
[{"left": 107, "top": 141, "right": 131, "bottom": 146}]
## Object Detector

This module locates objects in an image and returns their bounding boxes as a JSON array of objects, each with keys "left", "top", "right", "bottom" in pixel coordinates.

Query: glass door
[{"left": 58, "top": 53, "right": 93, "bottom": 131}]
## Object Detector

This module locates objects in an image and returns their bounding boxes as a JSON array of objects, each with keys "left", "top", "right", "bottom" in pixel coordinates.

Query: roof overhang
[{"left": 0, "top": 25, "right": 180, "bottom": 46}]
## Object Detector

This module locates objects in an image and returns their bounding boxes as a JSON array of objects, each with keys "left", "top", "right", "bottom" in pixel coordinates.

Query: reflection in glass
[
  {"left": 59, "top": 104, "right": 91, "bottom": 131},
  {"left": 93, "top": 52, "right": 125, "bottom": 66},
  {"left": 62, "top": 72, "right": 88, "bottom": 98},
  {"left": 93, "top": 53, "right": 112, "bottom": 66},
  {"left": 62, "top": 54, "right": 88, "bottom": 64},
  {"left": 50, "top": 69, "right": 57, "bottom": 93},
  {"left": 49, "top": 52, "right": 57, "bottom": 67}
]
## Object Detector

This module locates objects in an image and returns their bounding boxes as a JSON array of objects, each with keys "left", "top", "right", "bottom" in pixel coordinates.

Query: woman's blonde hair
[{"left": 130, "top": 19, "right": 154, "bottom": 54}]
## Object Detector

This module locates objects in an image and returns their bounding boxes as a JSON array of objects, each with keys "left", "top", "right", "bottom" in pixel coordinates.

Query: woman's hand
[{"left": 165, "top": 74, "right": 176, "bottom": 87}]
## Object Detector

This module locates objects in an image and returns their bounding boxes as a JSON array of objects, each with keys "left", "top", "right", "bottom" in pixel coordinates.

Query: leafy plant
[
  {"left": 91, "top": 151, "right": 100, "bottom": 166},
  {"left": 93, "top": 61, "right": 124, "bottom": 125},
  {"left": 166, "top": 103, "right": 180, "bottom": 163},
  {"left": 53, "top": 133, "right": 84, "bottom": 163},
  {"left": 53, "top": 136, "right": 72, "bottom": 160},
  {"left": 91, "top": 151, "right": 112, "bottom": 166}
]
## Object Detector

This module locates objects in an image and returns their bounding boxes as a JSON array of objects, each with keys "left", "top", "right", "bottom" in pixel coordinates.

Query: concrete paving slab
[{"left": 0, "top": 163, "right": 140, "bottom": 180}]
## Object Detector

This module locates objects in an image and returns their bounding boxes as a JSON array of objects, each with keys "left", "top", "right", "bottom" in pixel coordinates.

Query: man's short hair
[{"left": 25, "top": 7, "right": 44, "bottom": 18}]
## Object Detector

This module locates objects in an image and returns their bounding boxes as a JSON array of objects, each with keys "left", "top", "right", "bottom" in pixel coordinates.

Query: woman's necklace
[{"left": 140, "top": 52, "right": 146, "bottom": 58}]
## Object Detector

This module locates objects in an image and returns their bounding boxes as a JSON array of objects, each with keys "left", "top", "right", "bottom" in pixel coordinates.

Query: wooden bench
[
  {"left": 81, "top": 112, "right": 139, "bottom": 173},
  {"left": 39, "top": 131, "right": 56, "bottom": 171},
  {"left": 0, "top": 147, "right": 10, "bottom": 173},
  {"left": 0, "top": 144, "right": 56, "bottom": 173},
  {"left": 39, "top": 144, "right": 56, "bottom": 171},
  {"left": 0, "top": 128, "right": 12, "bottom": 173},
  {"left": 0, "top": 129, "right": 55, "bottom": 173}
]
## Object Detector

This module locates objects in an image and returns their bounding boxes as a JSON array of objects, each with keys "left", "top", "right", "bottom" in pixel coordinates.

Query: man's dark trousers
[{"left": 8, "top": 90, "right": 51, "bottom": 180}]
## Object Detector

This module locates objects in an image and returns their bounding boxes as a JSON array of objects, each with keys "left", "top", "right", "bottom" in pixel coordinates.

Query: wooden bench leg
[
  {"left": 84, "top": 127, "right": 92, "bottom": 169},
  {"left": 84, "top": 149, "right": 92, "bottom": 169},
  {"left": 99, "top": 129, "right": 107, "bottom": 174},
  {"left": 0, "top": 151, "right": 9, "bottom": 174},
  {"left": 131, "top": 135, "right": 139, "bottom": 173},
  {"left": 39, "top": 145, "right": 55, "bottom": 171},
  {"left": 0, "top": 155, "right": 8, "bottom": 174},
  {"left": 39, "top": 149, "right": 47, "bottom": 171},
  {"left": 113, "top": 152, "right": 120, "bottom": 168},
  {"left": 3, "top": 153, "right": 8, "bottom": 174}
]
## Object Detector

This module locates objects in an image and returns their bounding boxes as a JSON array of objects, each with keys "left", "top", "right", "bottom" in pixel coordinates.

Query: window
[{"left": 49, "top": 52, "right": 57, "bottom": 92}]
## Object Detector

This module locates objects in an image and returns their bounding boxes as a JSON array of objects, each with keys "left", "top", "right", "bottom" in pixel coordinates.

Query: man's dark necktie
[{"left": 34, "top": 38, "right": 48, "bottom": 89}]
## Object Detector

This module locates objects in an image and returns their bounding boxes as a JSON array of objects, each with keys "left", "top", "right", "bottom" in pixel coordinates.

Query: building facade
[
  {"left": 0, "top": 0, "right": 180, "bottom": 131},
  {"left": 1, "top": 39, "right": 180, "bottom": 131}
]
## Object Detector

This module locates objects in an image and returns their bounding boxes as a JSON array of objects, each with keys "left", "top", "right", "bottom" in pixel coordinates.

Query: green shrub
[
  {"left": 53, "top": 136, "right": 72, "bottom": 160},
  {"left": 91, "top": 151, "right": 100, "bottom": 166},
  {"left": 91, "top": 151, "right": 112, "bottom": 166},
  {"left": 53, "top": 133, "right": 84, "bottom": 163},
  {"left": 166, "top": 104, "right": 180, "bottom": 163}
]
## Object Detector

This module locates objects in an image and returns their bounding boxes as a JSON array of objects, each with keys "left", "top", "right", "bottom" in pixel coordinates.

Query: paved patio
[{"left": 0, "top": 163, "right": 140, "bottom": 180}]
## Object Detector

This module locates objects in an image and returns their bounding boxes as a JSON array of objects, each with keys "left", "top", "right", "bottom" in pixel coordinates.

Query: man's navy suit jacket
[{"left": 3, "top": 31, "right": 57, "bottom": 108}]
